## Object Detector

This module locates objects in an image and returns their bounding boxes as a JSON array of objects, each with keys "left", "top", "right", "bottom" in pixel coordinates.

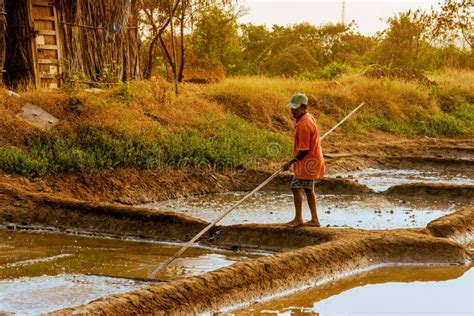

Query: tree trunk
[
  {"left": 177, "top": 9, "right": 185, "bottom": 82},
  {"left": 144, "top": 34, "right": 159, "bottom": 79},
  {"left": 168, "top": 0, "right": 178, "bottom": 94},
  {"left": 144, "top": 1, "right": 180, "bottom": 80}
]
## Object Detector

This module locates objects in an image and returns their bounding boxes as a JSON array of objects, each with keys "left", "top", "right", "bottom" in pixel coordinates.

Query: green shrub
[
  {"left": 0, "top": 118, "right": 291, "bottom": 177},
  {"left": 453, "top": 103, "right": 474, "bottom": 122},
  {"left": 434, "top": 87, "right": 470, "bottom": 113},
  {"left": 346, "top": 111, "right": 470, "bottom": 137},
  {"left": 320, "top": 62, "right": 350, "bottom": 79},
  {"left": 0, "top": 147, "right": 49, "bottom": 177}
]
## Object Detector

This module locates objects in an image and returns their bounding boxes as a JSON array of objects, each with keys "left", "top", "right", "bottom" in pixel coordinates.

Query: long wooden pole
[
  {"left": 149, "top": 101, "right": 365, "bottom": 278},
  {"left": 320, "top": 102, "right": 365, "bottom": 139}
]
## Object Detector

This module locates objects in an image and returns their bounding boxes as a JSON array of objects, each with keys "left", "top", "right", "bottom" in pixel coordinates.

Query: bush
[
  {"left": 264, "top": 45, "right": 318, "bottom": 76},
  {"left": 0, "top": 119, "right": 291, "bottom": 177},
  {"left": 320, "top": 62, "right": 350, "bottom": 79},
  {"left": 433, "top": 87, "right": 471, "bottom": 113},
  {"left": 0, "top": 147, "right": 49, "bottom": 177},
  {"left": 347, "top": 110, "right": 470, "bottom": 137},
  {"left": 422, "top": 113, "right": 466, "bottom": 137}
]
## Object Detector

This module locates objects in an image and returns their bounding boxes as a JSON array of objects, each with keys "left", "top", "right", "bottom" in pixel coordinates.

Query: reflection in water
[
  {"left": 145, "top": 191, "right": 467, "bottom": 229},
  {"left": 236, "top": 266, "right": 473, "bottom": 315},
  {"left": 0, "top": 228, "right": 254, "bottom": 314},
  {"left": 328, "top": 168, "right": 474, "bottom": 192},
  {"left": 0, "top": 229, "right": 252, "bottom": 281},
  {"left": 0, "top": 274, "right": 148, "bottom": 315}
]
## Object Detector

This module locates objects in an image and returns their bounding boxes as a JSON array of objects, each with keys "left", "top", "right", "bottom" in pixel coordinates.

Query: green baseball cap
[{"left": 287, "top": 93, "right": 308, "bottom": 109}]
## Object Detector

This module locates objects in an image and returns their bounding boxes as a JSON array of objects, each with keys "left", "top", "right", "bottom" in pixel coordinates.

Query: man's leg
[
  {"left": 304, "top": 187, "right": 320, "bottom": 227},
  {"left": 286, "top": 188, "right": 304, "bottom": 227}
]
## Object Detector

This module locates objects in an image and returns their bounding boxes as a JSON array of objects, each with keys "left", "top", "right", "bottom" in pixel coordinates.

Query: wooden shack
[{"left": 0, "top": 0, "right": 140, "bottom": 89}]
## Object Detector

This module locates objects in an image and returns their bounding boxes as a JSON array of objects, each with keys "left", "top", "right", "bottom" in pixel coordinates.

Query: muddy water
[
  {"left": 235, "top": 265, "right": 473, "bottom": 315},
  {"left": 0, "top": 274, "right": 148, "bottom": 315},
  {"left": 146, "top": 191, "right": 467, "bottom": 229},
  {"left": 328, "top": 168, "right": 474, "bottom": 192},
  {"left": 0, "top": 229, "right": 254, "bottom": 314}
]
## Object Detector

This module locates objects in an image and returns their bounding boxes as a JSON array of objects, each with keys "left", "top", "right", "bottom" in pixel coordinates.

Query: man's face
[{"left": 291, "top": 106, "right": 307, "bottom": 119}]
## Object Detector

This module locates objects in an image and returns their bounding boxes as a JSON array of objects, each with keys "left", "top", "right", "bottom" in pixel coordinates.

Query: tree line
[{"left": 138, "top": 0, "right": 473, "bottom": 82}]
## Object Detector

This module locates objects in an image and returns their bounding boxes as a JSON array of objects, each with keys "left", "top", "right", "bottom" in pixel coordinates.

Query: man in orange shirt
[{"left": 281, "top": 93, "right": 325, "bottom": 228}]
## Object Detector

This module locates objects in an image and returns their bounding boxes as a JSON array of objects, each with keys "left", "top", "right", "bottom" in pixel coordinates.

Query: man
[{"left": 281, "top": 93, "right": 325, "bottom": 228}]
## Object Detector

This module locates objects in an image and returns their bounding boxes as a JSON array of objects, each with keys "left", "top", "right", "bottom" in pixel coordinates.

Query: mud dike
[{"left": 0, "top": 165, "right": 473, "bottom": 314}]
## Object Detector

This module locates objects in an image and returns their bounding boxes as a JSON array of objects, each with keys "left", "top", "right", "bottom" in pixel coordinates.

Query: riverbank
[
  {"left": 1, "top": 72, "right": 472, "bottom": 179},
  {"left": 0, "top": 133, "right": 472, "bottom": 204}
]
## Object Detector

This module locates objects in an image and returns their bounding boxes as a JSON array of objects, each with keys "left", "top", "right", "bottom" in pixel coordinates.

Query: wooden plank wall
[{"left": 31, "top": 0, "right": 62, "bottom": 88}]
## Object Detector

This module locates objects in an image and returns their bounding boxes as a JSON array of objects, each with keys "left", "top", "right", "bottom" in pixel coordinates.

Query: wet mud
[
  {"left": 2, "top": 177, "right": 471, "bottom": 253},
  {"left": 384, "top": 183, "right": 474, "bottom": 199},
  {"left": 54, "top": 232, "right": 470, "bottom": 315},
  {"left": 427, "top": 207, "right": 474, "bottom": 244},
  {"left": 0, "top": 274, "right": 148, "bottom": 315},
  {"left": 0, "top": 183, "right": 207, "bottom": 243},
  {"left": 328, "top": 167, "right": 473, "bottom": 192},
  {"left": 0, "top": 229, "right": 255, "bottom": 281},
  {"left": 2, "top": 173, "right": 474, "bottom": 314},
  {"left": 384, "top": 155, "right": 474, "bottom": 167}
]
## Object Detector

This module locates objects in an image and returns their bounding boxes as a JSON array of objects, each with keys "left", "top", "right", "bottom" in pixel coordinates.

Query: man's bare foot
[
  {"left": 285, "top": 219, "right": 304, "bottom": 228},
  {"left": 303, "top": 220, "right": 321, "bottom": 227}
]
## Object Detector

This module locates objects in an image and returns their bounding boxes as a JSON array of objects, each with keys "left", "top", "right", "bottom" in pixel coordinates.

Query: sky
[{"left": 238, "top": 0, "right": 441, "bottom": 35}]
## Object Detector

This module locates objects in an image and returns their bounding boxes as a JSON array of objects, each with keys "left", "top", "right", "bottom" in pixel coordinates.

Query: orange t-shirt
[{"left": 292, "top": 112, "right": 325, "bottom": 179}]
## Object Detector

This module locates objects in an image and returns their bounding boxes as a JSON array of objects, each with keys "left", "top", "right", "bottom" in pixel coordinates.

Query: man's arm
[{"left": 281, "top": 150, "right": 309, "bottom": 171}]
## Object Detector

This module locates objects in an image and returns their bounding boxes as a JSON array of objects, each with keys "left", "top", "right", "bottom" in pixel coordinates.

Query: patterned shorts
[{"left": 290, "top": 178, "right": 317, "bottom": 190}]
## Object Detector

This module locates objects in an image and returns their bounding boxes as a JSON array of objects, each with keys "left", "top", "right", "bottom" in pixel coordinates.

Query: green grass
[
  {"left": 346, "top": 103, "right": 473, "bottom": 137},
  {"left": 0, "top": 116, "right": 291, "bottom": 178}
]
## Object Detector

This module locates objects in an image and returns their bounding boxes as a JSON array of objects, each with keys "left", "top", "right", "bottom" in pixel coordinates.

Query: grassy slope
[{"left": 0, "top": 70, "right": 472, "bottom": 177}]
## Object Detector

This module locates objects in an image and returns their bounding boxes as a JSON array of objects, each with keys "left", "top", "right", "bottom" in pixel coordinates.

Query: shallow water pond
[
  {"left": 0, "top": 229, "right": 254, "bottom": 314},
  {"left": 0, "top": 229, "right": 253, "bottom": 280},
  {"left": 328, "top": 168, "right": 474, "bottom": 192},
  {"left": 0, "top": 274, "right": 147, "bottom": 315},
  {"left": 235, "top": 265, "right": 473, "bottom": 315},
  {"left": 146, "top": 191, "right": 467, "bottom": 229}
]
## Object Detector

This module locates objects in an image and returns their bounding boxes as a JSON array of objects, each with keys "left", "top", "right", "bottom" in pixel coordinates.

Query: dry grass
[
  {"left": 200, "top": 74, "right": 444, "bottom": 133},
  {"left": 0, "top": 71, "right": 472, "bottom": 176},
  {"left": 2, "top": 71, "right": 472, "bottom": 144},
  {"left": 428, "top": 68, "right": 474, "bottom": 98}
]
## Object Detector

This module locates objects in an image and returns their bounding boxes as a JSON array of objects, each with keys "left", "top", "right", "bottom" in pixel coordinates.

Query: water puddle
[
  {"left": 0, "top": 229, "right": 252, "bottom": 280},
  {"left": 145, "top": 191, "right": 467, "bottom": 229},
  {"left": 0, "top": 229, "right": 254, "bottom": 314},
  {"left": 328, "top": 168, "right": 474, "bottom": 192},
  {"left": 0, "top": 274, "right": 147, "bottom": 315},
  {"left": 235, "top": 265, "right": 473, "bottom": 315}
]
